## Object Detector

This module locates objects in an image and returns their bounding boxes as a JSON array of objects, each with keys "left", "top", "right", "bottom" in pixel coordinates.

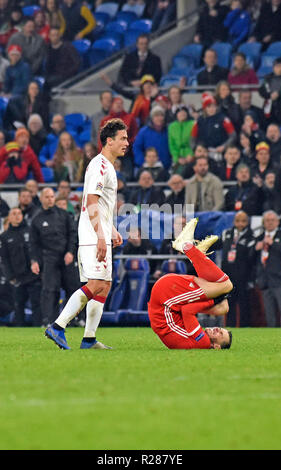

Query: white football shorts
[{"left": 78, "top": 244, "right": 112, "bottom": 282}]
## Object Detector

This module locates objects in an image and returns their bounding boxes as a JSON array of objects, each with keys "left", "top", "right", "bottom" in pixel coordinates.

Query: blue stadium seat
[
  {"left": 95, "top": 2, "right": 119, "bottom": 19},
  {"left": 92, "top": 12, "right": 111, "bottom": 39},
  {"left": 88, "top": 38, "right": 120, "bottom": 65},
  {"left": 72, "top": 39, "right": 91, "bottom": 69},
  {"left": 41, "top": 167, "right": 54, "bottom": 183},
  {"left": 265, "top": 41, "right": 281, "bottom": 56},
  {"left": 105, "top": 20, "right": 127, "bottom": 34},
  {"left": 123, "top": 29, "right": 142, "bottom": 47},
  {"left": 161, "top": 260, "right": 187, "bottom": 275},
  {"left": 94, "top": 11, "right": 111, "bottom": 25},
  {"left": 107, "top": 258, "right": 150, "bottom": 312},
  {"left": 116, "top": 11, "right": 138, "bottom": 25},
  {"left": 0, "top": 96, "right": 8, "bottom": 128},
  {"left": 168, "top": 67, "right": 193, "bottom": 78},
  {"left": 210, "top": 42, "right": 233, "bottom": 68},
  {"left": 22, "top": 5, "right": 40, "bottom": 17},
  {"left": 99, "top": 31, "right": 123, "bottom": 48},
  {"left": 177, "top": 43, "right": 203, "bottom": 68},
  {"left": 257, "top": 54, "right": 277, "bottom": 78},
  {"left": 78, "top": 129, "right": 91, "bottom": 146},
  {"left": 64, "top": 113, "right": 89, "bottom": 134},
  {"left": 160, "top": 74, "right": 181, "bottom": 87},
  {"left": 172, "top": 54, "right": 196, "bottom": 70},
  {"left": 33, "top": 76, "right": 45, "bottom": 88},
  {"left": 238, "top": 42, "right": 262, "bottom": 69},
  {"left": 129, "top": 19, "right": 152, "bottom": 33},
  {"left": 121, "top": 2, "right": 145, "bottom": 18}
]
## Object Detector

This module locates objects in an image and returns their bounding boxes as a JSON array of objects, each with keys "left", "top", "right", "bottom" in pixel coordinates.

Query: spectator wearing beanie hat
[
  {"left": 0, "top": 141, "right": 28, "bottom": 184},
  {"left": 99, "top": 73, "right": 159, "bottom": 127},
  {"left": 0, "top": 128, "right": 44, "bottom": 182},
  {"left": 190, "top": 93, "right": 236, "bottom": 161},
  {"left": 3, "top": 44, "right": 31, "bottom": 97},
  {"left": 250, "top": 141, "right": 278, "bottom": 183},
  {"left": 133, "top": 105, "right": 171, "bottom": 169}
]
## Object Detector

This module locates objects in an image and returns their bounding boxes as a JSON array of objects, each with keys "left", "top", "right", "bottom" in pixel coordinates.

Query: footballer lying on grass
[{"left": 148, "top": 218, "right": 233, "bottom": 350}]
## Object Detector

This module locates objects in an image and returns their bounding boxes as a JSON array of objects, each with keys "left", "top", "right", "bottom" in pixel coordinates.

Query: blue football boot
[
  {"left": 45, "top": 324, "right": 70, "bottom": 350},
  {"left": 80, "top": 338, "right": 112, "bottom": 349}
]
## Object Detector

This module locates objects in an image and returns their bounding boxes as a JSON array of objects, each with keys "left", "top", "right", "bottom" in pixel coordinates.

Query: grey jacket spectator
[
  {"left": 7, "top": 18, "right": 46, "bottom": 75},
  {"left": 185, "top": 156, "right": 224, "bottom": 212}
]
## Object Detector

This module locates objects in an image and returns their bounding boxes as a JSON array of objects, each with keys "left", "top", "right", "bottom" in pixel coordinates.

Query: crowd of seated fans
[{"left": 1, "top": 0, "right": 281, "bottom": 327}]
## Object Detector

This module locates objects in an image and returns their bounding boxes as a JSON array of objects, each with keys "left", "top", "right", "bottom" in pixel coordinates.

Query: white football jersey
[{"left": 78, "top": 153, "right": 117, "bottom": 245}]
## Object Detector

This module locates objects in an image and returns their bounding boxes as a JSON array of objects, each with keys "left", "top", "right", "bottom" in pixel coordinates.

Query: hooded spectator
[
  {"left": 168, "top": 105, "right": 194, "bottom": 176},
  {"left": 0, "top": 141, "right": 28, "bottom": 184}
]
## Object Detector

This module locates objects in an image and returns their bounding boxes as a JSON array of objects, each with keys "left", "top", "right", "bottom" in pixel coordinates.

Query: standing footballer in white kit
[{"left": 45, "top": 119, "right": 129, "bottom": 349}]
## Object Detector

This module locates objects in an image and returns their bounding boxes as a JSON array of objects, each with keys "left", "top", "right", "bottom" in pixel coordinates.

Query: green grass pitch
[{"left": 0, "top": 326, "right": 280, "bottom": 450}]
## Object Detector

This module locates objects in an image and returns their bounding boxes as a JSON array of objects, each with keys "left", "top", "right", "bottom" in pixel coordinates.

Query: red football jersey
[{"left": 148, "top": 274, "right": 213, "bottom": 349}]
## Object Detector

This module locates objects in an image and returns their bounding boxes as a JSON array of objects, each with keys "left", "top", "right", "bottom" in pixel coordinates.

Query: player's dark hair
[
  {"left": 221, "top": 330, "right": 232, "bottom": 349},
  {"left": 100, "top": 118, "right": 127, "bottom": 147}
]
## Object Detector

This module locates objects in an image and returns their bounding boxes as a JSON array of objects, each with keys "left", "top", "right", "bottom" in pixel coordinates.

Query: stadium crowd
[{"left": 1, "top": 0, "right": 281, "bottom": 328}]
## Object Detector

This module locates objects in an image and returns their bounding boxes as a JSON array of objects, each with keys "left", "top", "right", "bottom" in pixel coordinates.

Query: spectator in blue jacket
[
  {"left": 224, "top": 0, "right": 251, "bottom": 48},
  {"left": 3, "top": 44, "right": 31, "bottom": 97},
  {"left": 133, "top": 105, "right": 171, "bottom": 170}
]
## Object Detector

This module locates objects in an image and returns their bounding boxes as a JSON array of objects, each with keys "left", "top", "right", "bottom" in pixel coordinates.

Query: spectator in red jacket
[
  {"left": 227, "top": 52, "right": 258, "bottom": 89},
  {"left": 0, "top": 141, "right": 28, "bottom": 184}
]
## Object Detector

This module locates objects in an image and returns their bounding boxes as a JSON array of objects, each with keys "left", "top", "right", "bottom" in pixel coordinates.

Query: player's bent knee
[
  {"left": 225, "top": 279, "right": 233, "bottom": 293},
  {"left": 86, "top": 279, "right": 112, "bottom": 297}
]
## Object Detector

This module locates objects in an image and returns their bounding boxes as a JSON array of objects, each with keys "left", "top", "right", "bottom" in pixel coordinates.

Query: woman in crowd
[
  {"left": 3, "top": 80, "right": 49, "bottom": 131},
  {"left": 75, "top": 141, "right": 97, "bottom": 182},
  {"left": 227, "top": 52, "right": 258, "bottom": 88},
  {"left": 34, "top": 9, "right": 50, "bottom": 43},
  {"left": 44, "top": 0, "right": 66, "bottom": 36},
  {"left": 0, "top": 6, "right": 24, "bottom": 48},
  {"left": 52, "top": 131, "right": 83, "bottom": 182},
  {"left": 215, "top": 80, "right": 241, "bottom": 132}
]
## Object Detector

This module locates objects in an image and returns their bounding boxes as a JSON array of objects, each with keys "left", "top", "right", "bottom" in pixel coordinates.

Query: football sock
[
  {"left": 183, "top": 244, "right": 229, "bottom": 283},
  {"left": 55, "top": 286, "right": 92, "bottom": 329},
  {"left": 83, "top": 295, "right": 106, "bottom": 338},
  {"left": 82, "top": 337, "right": 97, "bottom": 343}
]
